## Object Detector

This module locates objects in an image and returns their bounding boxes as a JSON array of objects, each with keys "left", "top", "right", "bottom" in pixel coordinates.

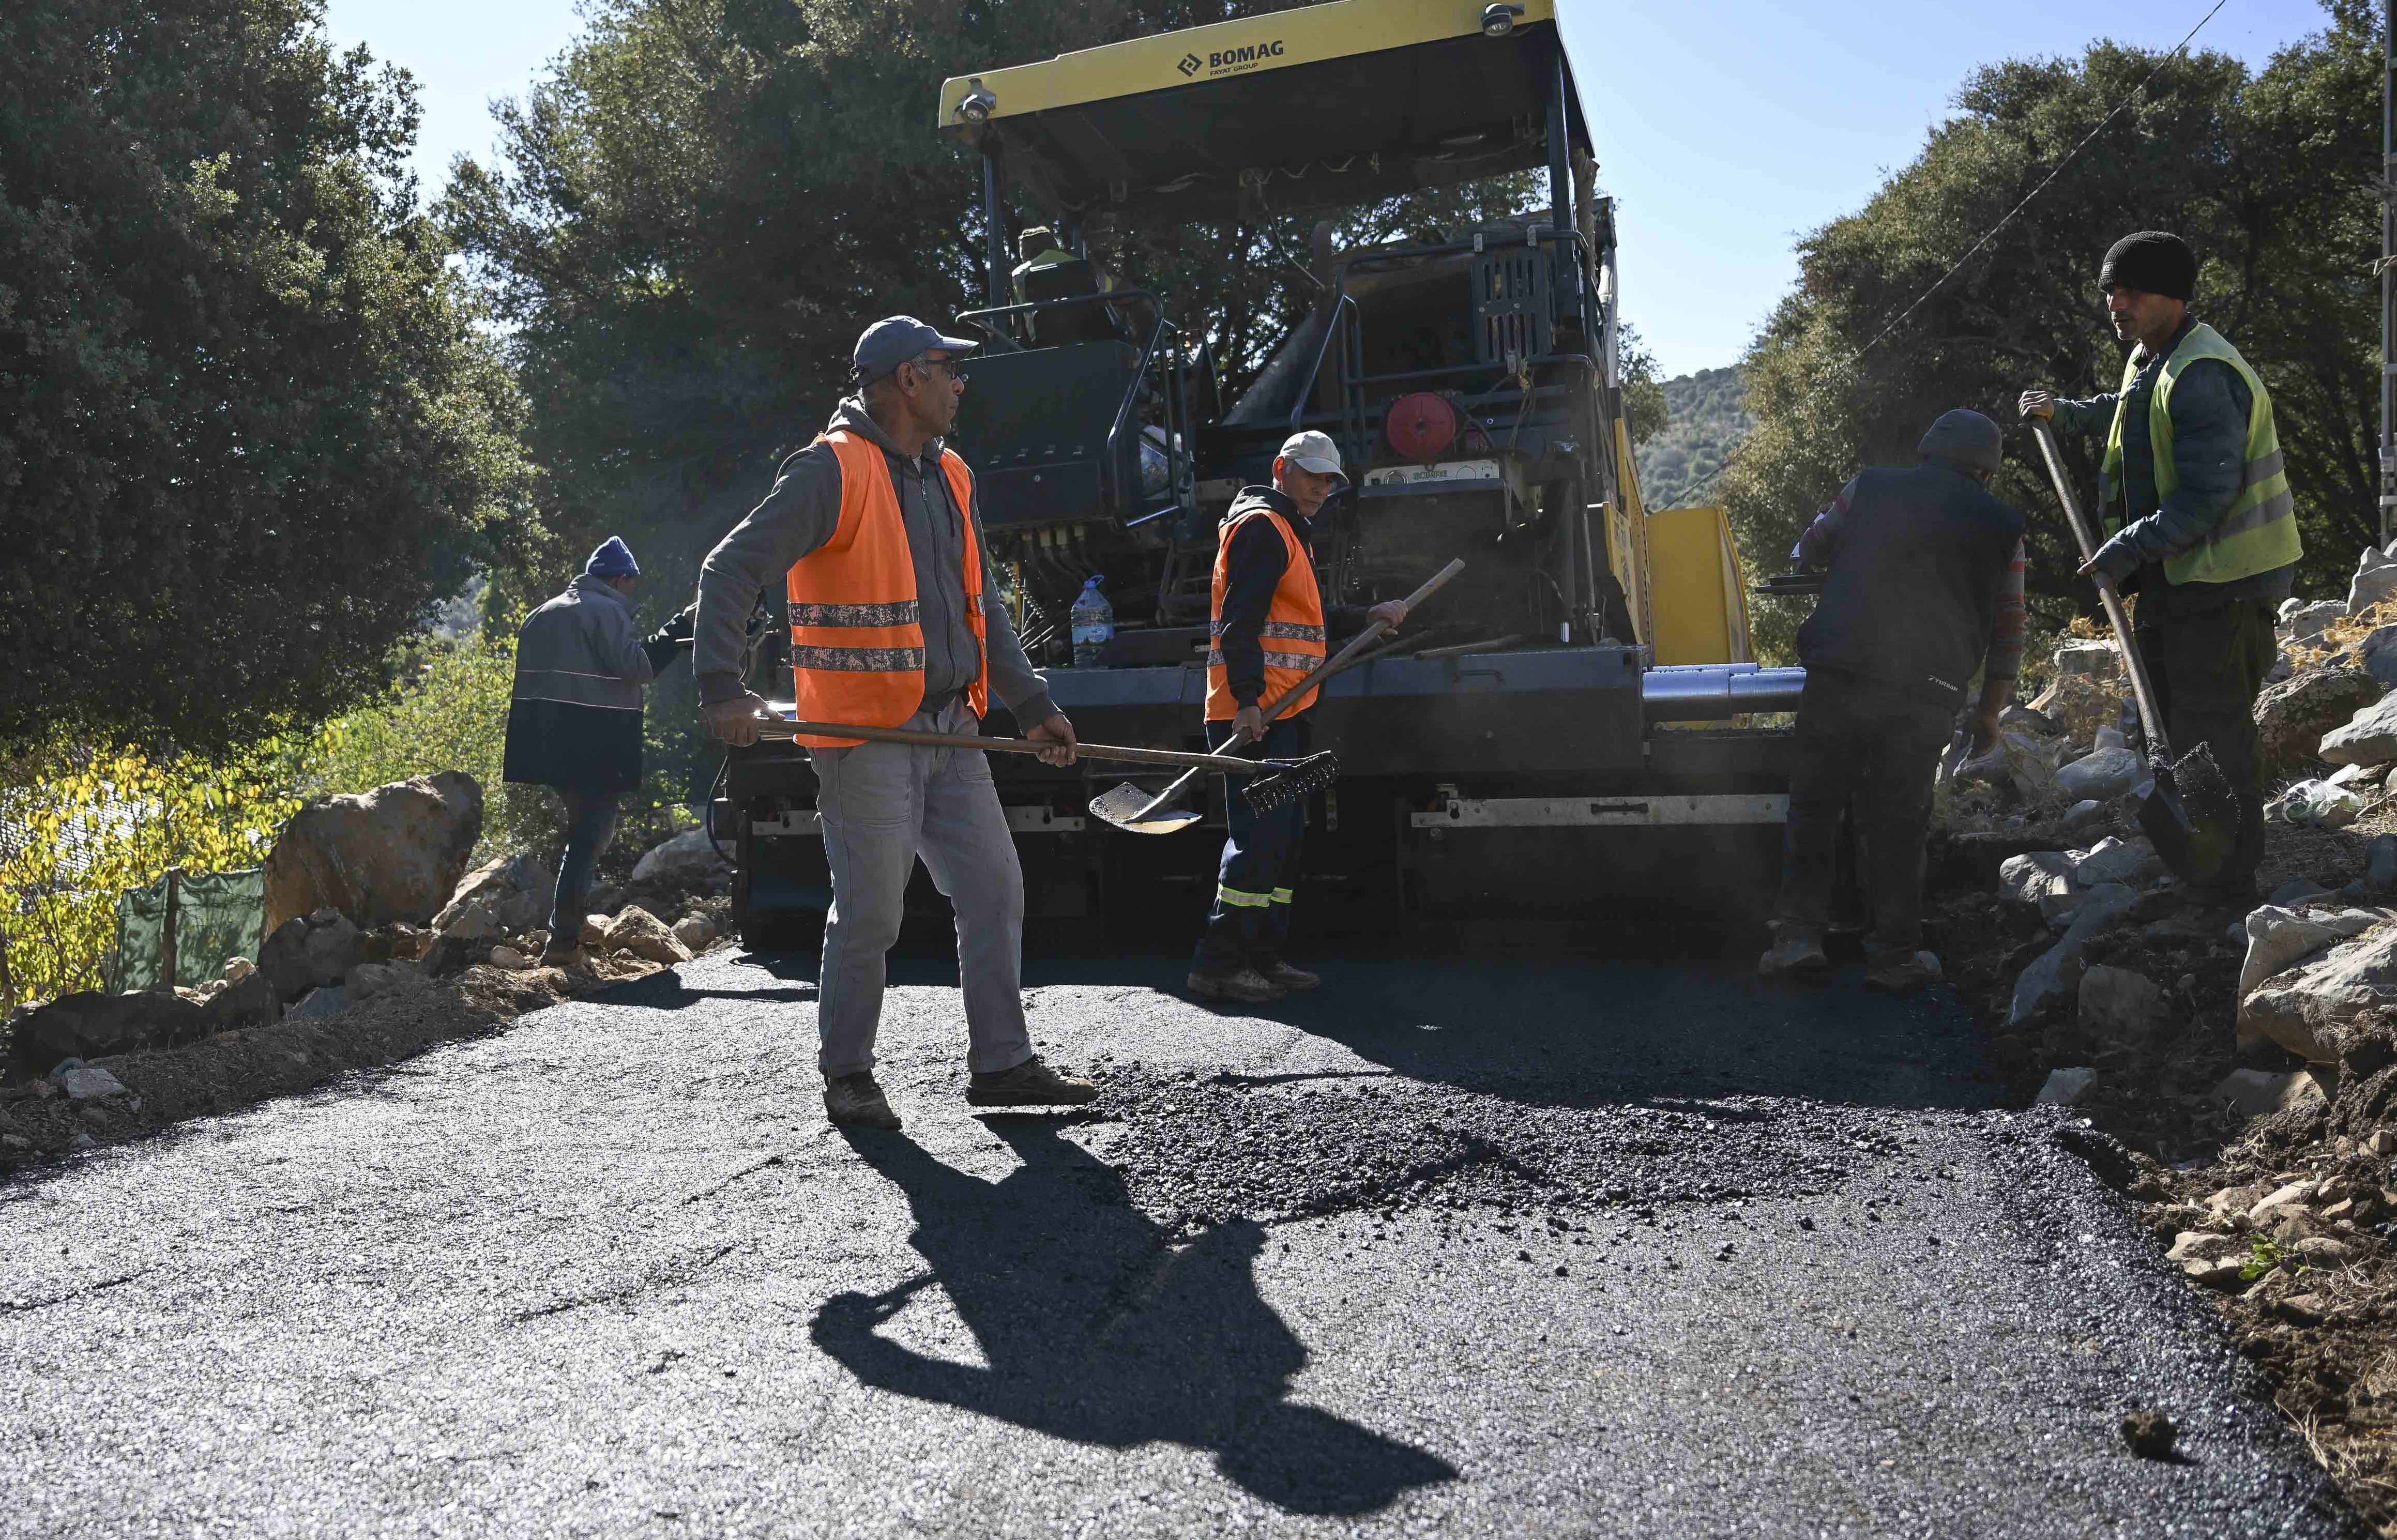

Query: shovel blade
[
  {"left": 2136, "top": 744, "right": 2239, "bottom": 889},
  {"left": 1088, "top": 780, "right": 1201, "bottom": 835}
]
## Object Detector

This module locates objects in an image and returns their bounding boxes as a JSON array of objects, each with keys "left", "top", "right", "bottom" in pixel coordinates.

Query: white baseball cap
[{"left": 1276, "top": 430, "right": 1346, "bottom": 479}]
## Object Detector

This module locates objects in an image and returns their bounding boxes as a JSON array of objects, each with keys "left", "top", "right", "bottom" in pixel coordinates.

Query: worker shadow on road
[
  {"left": 810, "top": 1121, "right": 1457, "bottom": 1516},
  {"left": 580, "top": 953, "right": 821, "bottom": 1011}
]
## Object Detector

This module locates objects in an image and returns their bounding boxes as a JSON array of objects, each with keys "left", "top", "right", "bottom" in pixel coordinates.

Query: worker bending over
[
  {"left": 1188, "top": 430, "right": 1406, "bottom": 1004},
  {"left": 2021, "top": 230, "right": 2299, "bottom": 911},
  {"left": 693, "top": 316, "right": 1096, "bottom": 1130},
  {"left": 1761, "top": 410, "right": 2026, "bottom": 991}
]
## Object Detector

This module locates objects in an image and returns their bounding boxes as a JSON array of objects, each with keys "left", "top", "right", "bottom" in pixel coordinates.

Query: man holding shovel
[
  {"left": 2021, "top": 230, "right": 2300, "bottom": 910},
  {"left": 1187, "top": 431, "right": 1408, "bottom": 1004},
  {"left": 692, "top": 316, "right": 1096, "bottom": 1131}
]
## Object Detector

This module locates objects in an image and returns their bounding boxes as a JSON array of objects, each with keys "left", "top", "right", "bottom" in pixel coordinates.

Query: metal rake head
[{"left": 1239, "top": 752, "right": 1339, "bottom": 814}]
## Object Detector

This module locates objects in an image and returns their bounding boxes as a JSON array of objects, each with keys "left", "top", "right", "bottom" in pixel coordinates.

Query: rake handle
[
  {"left": 1130, "top": 556, "right": 1471, "bottom": 810},
  {"left": 2030, "top": 419, "right": 2173, "bottom": 763},
  {"left": 752, "top": 719, "right": 1286, "bottom": 774}
]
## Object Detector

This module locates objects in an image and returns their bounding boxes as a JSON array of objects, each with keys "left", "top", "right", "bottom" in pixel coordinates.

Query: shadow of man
[{"left": 810, "top": 1123, "right": 1455, "bottom": 1516}]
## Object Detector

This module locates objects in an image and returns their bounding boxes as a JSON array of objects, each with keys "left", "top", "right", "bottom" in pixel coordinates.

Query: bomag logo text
[{"left": 1203, "top": 38, "right": 1286, "bottom": 74}]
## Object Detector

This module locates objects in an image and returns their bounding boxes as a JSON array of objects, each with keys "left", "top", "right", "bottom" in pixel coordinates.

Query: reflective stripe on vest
[
  {"left": 1204, "top": 506, "right": 1329, "bottom": 721},
  {"left": 785, "top": 433, "right": 988, "bottom": 747},
  {"left": 2099, "top": 322, "right": 2301, "bottom": 587}
]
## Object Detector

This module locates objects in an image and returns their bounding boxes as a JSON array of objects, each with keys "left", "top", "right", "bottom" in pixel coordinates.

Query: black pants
[
  {"left": 2134, "top": 598, "right": 2274, "bottom": 900},
  {"left": 1192, "top": 716, "right": 1309, "bottom": 975},
  {"left": 548, "top": 786, "right": 623, "bottom": 937},
  {"left": 1775, "top": 669, "right": 1952, "bottom": 959}
]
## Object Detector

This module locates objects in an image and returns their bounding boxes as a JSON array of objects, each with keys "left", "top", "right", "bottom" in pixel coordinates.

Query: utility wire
[
  {"left": 1654, "top": 0, "right": 2233, "bottom": 514},
  {"left": 1849, "top": 0, "right": 2229, "bottom": 361}
]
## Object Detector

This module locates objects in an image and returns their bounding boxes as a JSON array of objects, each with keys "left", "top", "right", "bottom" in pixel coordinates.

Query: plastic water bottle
[{"left": 1070, "top": 575, "right": 1114, "bottom": 667}]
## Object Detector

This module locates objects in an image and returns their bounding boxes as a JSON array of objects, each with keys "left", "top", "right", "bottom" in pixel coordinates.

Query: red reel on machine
[{"left": 1384, "top": 391, "right": 1460, "bottom": 464}]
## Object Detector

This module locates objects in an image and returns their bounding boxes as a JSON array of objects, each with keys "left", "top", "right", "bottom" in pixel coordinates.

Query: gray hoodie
[{"left": 692, "top": 399, "right": 1056, "bottom": 728}]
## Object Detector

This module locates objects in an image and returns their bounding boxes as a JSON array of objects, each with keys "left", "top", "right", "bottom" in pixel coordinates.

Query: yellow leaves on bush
[{"left": 1, "top": 736, "right": 305, "bottom": 1006}]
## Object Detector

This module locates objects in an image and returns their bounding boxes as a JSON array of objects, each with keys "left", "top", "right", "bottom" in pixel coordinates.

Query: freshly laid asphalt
[{"left": 0, "top": 942, "right": 2364, "bottom": 1537}]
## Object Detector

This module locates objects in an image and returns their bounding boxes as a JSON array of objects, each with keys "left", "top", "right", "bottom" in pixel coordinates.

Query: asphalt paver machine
[{"left": 723, "top": 0, "right": 1803, "bottom": 950}]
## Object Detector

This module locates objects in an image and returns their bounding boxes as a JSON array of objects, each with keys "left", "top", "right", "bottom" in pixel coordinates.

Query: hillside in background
[{"left": 1635, "top": 365, "right": 1750, "bottom": 511}]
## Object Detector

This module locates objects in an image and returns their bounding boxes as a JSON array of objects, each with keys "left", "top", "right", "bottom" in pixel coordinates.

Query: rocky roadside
[
  {"left": 0, "top": 818, "right": 739, "bottom": 1179},
  {"left": 1926, "top": 545, "right": 2397, "bottom": 1532}
]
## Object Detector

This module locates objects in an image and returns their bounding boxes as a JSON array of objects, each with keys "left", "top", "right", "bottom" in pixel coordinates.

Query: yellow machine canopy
[{"left": 937, "top": 0, "right": 1582, "bottom": 231}]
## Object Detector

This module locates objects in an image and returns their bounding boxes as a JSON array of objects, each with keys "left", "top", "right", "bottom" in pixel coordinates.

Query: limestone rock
[
  {"left": 2063, "top": 799, "right": 2106, "bottom": 832},
  {"left": 1997, "top": 851, "right": 2075, "bottom": 911},
  {"left": 59, "top": 1064, "right": 127, "bottom": 1102},
  {"left": 257, "top": 910, "right": 363, "bottom": 1003},
  {"left": 198, "top": 969, "right": 281, "bottom": 1032},
  {"left": 2036, "top": 1067, "right": 2095, "bottom": 1106},
  {"left": 2079, "top": 966, "right": 2164, "bottom": 1039},
  {"left": 2241, "top": 923, "right": 2397, "bottom": 1060},
  {"left": 2320, "top": 694, "right": 2397, "bottom": 768},
  {"left": 435, "top": 902, "right": 500, "bottom": 941},
  {"left": 434, "top": 854, "right": 554, "bottom": 937},
  {"left": 671, "top": 915, "right": 716, "bottom": 952},
  {"left": 2056, "top": 746, "right": 2145, "bottom": 802},
  {"left": 2238, "top": 904, "right": 2380, "bottom": 1013},
  {"left": 2351, "top": 546, "right": 2397, "bottom": 615},
  {"left": 284, "top": 986, "right": 348, "bottom": 1024},
  {"left": 2167, "top": 1230, "right": 2244, "bottom": 1265},
  {"left": 2213, "top": 1068, "right": 2328, "bottom": 1121},
  {"left": 2283, "top": 597, "right": 2346, "bottom": 639},
  {"left": 489, "top": 947, "right": 529, "bottom": 970},
  {"left": 344, "top": 962, "right": 416, "bottom": 1003},
  {"left": 578, "top": 913, "right": 610, "bottom": 947},
  {"left": 2008, "top": 883, "right": 2143, "bottom": 1027},
  {"left": 2256, "top": 666, "right": 2383, "bottom": 778},
  {"left": 2053, "top": 639, "right": 2121, "bottom": 678},
  {"left": 630, "top": 828, "right": 732, "bottom": 889},
  {"left": 222, "top": 957, "right": 255, "bottom": 984},
  {"left": 2072, "top": 836, "right": 2162, "bottom": 890},
  {"left": 4, "top": 992, "right": 207, "bottom": 1081},
  {"left": 263, "top": 771, "right": 483, "bottom": 932},
  {"left": 603, "top": 906, "right": 691, "bottom": 965}
]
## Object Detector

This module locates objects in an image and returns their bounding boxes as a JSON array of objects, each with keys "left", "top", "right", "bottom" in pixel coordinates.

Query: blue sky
[{"left": 323, "top": 0, "right": 2342, "bottom": 377}]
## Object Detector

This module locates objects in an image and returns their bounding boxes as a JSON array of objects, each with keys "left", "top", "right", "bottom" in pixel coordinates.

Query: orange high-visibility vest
[
  {"left": 786, "top": 432, "right": 988, "bottom": 748},
  {"left": 1205, "top": 504, "right": 1328, "bottom": 721}
]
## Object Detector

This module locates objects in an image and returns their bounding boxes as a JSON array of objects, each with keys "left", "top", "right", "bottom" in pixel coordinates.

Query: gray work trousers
[{"left": 808, "top": 697, "right": 1032, "bottom": 1079}]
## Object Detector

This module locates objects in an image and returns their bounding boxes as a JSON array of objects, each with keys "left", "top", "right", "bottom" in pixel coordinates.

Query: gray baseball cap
[
  {"left": 854, "top": 315, "right": 978, "bottom": 383},
  {"left": 1277, "top": 430, "right": 1346, "bottom": 479}
]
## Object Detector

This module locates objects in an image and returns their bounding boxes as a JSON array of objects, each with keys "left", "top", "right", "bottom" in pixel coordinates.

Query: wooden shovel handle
[{"left": 2030, "top": 419, "right": 2172, "bottom": 761}]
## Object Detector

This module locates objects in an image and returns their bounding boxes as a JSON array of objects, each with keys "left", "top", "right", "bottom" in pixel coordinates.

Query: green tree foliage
[
  {"left": 0, "top": 0, "right": 537, "bottom": 755},
  {"left": 1635, "top": 365, "right": 1751, "bottom": 511},
  {"left": 1724, "top": 4, "right": 2378, "bottom": 662}
]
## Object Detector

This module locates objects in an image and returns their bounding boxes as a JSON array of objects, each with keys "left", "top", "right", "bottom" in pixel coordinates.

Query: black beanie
[{"left": 2098, "top": 231, "right": 2197, "bottom": 301}]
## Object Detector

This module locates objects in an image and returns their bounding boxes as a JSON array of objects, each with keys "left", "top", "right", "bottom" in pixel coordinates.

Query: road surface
[{"left": 0, "top": 944, "right": 2361, "bottom": 1536}]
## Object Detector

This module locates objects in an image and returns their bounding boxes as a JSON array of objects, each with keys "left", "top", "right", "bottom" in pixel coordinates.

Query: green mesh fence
[{"left": 113, "top": 867, "right": 266, "bottom": 992}]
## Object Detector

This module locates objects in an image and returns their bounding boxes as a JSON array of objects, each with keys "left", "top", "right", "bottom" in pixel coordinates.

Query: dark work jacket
[
  {"left": 503, "top": 576, "right": 684, "bottom": 793},
  {"left": 1796, "top": 461, "right": 2026, "bottom": 710}
]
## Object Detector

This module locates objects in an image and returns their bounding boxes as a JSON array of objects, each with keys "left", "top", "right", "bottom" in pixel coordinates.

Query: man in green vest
[{"left": 2021, "top": 230, "right": 2300, "bottom": 907}]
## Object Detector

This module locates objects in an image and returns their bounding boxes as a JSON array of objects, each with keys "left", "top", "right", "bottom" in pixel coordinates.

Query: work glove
[
  {"left": 2079, "top": 532, "right": 2141, "bottom": 586},
  {"left": 642, "top": 604, "right": 695, "bottom": 675}
]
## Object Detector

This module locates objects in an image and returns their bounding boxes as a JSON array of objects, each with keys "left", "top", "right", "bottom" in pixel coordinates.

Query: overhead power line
[{"left": 1849, "top": 0, "right": 2231, "bottom": 361}]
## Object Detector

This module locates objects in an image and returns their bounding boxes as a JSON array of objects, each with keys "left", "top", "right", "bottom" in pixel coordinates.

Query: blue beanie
[{"left": 585, "top": 536, "right": 639, "bottom": 578}]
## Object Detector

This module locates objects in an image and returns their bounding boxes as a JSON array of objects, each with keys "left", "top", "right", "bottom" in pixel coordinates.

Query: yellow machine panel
[
  {"left": 1646, "top": 506, "right": 1755, "bottom": 666},
  {"left": 938, "top": 0, "right": 1557, "bottom": 126}
]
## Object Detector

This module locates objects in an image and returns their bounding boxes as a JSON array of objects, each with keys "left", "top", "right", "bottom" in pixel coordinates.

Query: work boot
[
  {"left": 538, "top": 941, "right": 583, "bottom": 968},
  {"left": 1865, "top": 950, "right": 1943, "bottom": 993},
  {"left": 823, "top": 1071, "right": 902, "bottom": 1130},
  {"left": 1186, "top": 966, "right": 1288, "bottom": 1004},
  {"left": 967, "top": 1055, "right": 1099, "bottom": 1107},
  {"left": 1256, "top": 959, "right": 1321, "bottom": 992},
  {"left": 1757, "top": 926, "right": 1829, "bottom": 980}
]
